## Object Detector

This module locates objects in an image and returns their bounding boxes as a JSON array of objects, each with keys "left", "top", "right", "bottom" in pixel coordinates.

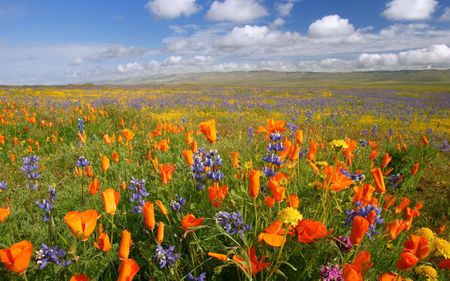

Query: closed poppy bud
[
  {"left": 0, "top": 206, "right": 11, "bottom": 223},
  {"left": 121, "top": 181, "right": 127, "bottom": 191},
  {"left": 0, "top": 240, "right": 33, "bottom": 274},
  {"left": 422, "top": 135, "right": 429, "bottom": 146},
  {"left": 64, "top": 210, "right": 100, "bottom": 241},
  {"left": 306, "top": 138, "right": 316, "bottom": 162},
  {"left": 119, "top": 230, "right": 132, "bottom": 260},
  {"left": 208, "top": 252, "right": 228, "bottom": 261},
  {"left": 89, "top": 178, "right": 100, "bottom": 195},
  {"left": 155, "top": 200, "right": 168, "bottom": 216},
  {"left": 411, "top": 163, "right": 419, "bottom": 176},
  {"left": 190, "top": 140, "right": 197, "bottom": 153},
  {"left": 117, "top": 259, "right": 140, "bottom": 281},
  {"left": 75, "top": 166, "right": 83, "bottom": 177},
  {"left": 199, "top": 119, "right": 217, "bottom": 143},
  {"left": 371, "top": 168, "right": 385, "bottom": 194},
  {"left": 350, "top": 216, "right": 370, "bottom": 245},
  {"left": 156, "top": 222, "right": 164, "bottom": 244},
  {"left": 296, "top": 130, "right": 303, "bottom": 145},
  {"left": 396, "top": 252, "right": 419, "bottom": 270},
  {"left": 264, "top": 196, "right": 275, "bottom": 208},
  {"left": 249, "top": 169, "right": 261, "bottom": 198},
  {"left": 288, "top": 194, "right": 300, "bottom": 208},
  {"left": 10, "top": 152, "right": 15, "bottom": 162},
  {"left": 101, "top": 156, "right": 109, "bottom": 173},
  {"left": 84, "top": 166, "right": 94, "bottom": 178},
  {"left": 143, "top": 202, "right": 155, "bottom": 231},
  {"left": 117, "top": 134, "right": 123, "bottom": 143},
  {"left": 101, "top": 188, "right": 120, "bottom": 215},
  {"left": 94, "top": 224, "right": 111, "bottom": 252},
  {"left": 381, "top": 153, "right": 392, "bottom": 168},
  {"left": 102, "top": 134, "right": 112, "bottom": 145},
  {"left": 112, "top": 151, "right": 119, "bottom": 162},
  {"left": 70, "top": 274, "right": 89, "bottom": 281},
  {"left": 182, "top": 149, "right": 194, "bottom": 166}
]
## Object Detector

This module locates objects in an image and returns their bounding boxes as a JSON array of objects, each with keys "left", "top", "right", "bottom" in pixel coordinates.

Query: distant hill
[{"left": 104, "top": 69, "right": 450, "bottom": 88}]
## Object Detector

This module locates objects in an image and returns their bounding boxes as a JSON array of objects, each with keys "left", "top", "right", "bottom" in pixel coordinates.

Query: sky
[{"left": 0, "top": 0, "right": 450, "bottom": 85}]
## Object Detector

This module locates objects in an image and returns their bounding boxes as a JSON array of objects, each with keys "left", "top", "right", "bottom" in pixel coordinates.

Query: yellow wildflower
[
  {"left": 330, "top": 140, "right": 349, "bottom": 150},
  {"left": 415, "top": 265, "right": 438, "bottom": 281},
  {"left": 415, "top": 227, "right": 435, "bottom": 240},
  {"left": 279, "top": 207, "right": 303, "bottom": 227},
  {"left": 432, "top": 238, "right": 450, "bottom": 259}
]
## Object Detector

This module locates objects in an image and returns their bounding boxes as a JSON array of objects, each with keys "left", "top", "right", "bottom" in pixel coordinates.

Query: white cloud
[
  {"left": 271, "top": 18, "right": 285, "bottom": 28},
  {"left": 87, "top": 45, "right": 149, "bottom": 61},
  {"left": 440, "top": 7, "right": 450, "bottom": 22},
  {"left": 276, "top": 0, "right": 296, "bottom": 17},
  {"left": 69, "top": 57, "right": 84, "bottom": 66},
  {"left": 219, "top": 25, "right": 300, "bottom": 48},
  {"left": 117, "top": 62, "right": 144, "bottom": 73},
  {"left": 308, "top": 15, "right": 355, "bottom": 38},
  {"left": 206, "top": 0, "right": 268, "bottom": 22},
  {"left": 382, "top": 0, "right": 437, "bottom": 21},
  {"left": 145, "top": 0, "right": 198, "bottom": 19},
  {"left": 164, "top": 56, "right": 184, "bottom": 65}
]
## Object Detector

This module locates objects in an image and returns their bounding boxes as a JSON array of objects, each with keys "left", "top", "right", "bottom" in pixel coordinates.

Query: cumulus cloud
[
  {"left": 69, "top": 57, "right": 84, "bottom": 66},
  {"left": 145, "top": 0, "right": 198, "bottom": 19},
  {"left": 440, "top": 7, "right": 450, "bottom": 22},
  {"left": 117, "top": 62, "right": 144, "bottom": 73},
  {"left": 276, "top": 0, "right": 296, "bottom": 17},
  {"left": 308, "top": 15, "right": 355, "bottom": 38},
  {"left": 206, "top": 0, "right": 268, "bottom": 22},
  {"left": 219, "top": 25, "right": 300, "bottom": 48},
  {"left": 382, "top": 0, "right": 437, "bottom": 21},
  {"left": 87, "top": 45, "right": 149, "bottom": 61}
]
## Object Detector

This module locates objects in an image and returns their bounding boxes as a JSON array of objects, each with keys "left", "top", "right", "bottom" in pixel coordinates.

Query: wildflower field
[{"left": 0, "top": 85, "right": 449, "bottom": 281}]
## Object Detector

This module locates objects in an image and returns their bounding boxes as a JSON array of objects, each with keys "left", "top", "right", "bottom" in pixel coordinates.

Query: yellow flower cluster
[
  {"left": 279, "top": 207, "right": 303, "bottom": 227},
  {"left": 330, "top": 140, "right": 349, "bottom": 150},
  {"left": 415, "top": 265, "right": 438, "bottom": 281}
]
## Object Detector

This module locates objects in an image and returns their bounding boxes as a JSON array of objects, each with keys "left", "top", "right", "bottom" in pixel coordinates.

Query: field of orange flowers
[{"left": 0, "top": 86, "right": 449, "bottom": 280}]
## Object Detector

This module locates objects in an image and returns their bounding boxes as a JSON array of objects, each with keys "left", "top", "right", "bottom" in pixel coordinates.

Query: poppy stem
[
  {"left": 23, "top": 272, "right": 28, "bottom": 281},
  {"left": 110, "top": 214, "right": 115, "bottom": 245},
  {"left": 254, "top": 197, "right": 258, "bottom": 235}
]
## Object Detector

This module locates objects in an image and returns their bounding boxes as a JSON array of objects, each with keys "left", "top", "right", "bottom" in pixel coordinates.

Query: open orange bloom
[
  {"left": 396, "top": 252, "right": 419, "bottom": 270},
  {"left": 181, "top": 214, "right": 204, "bottom": 231},
  {"left": 378, "top": 272, "right": 403, "bottom": 281},
  {"left": 0, "top": 206, "right": 11, "bottom": 223},
  {"left": 101, "top": 155, "right": 109, "bottom": 173},
  {"left": 350, "top": 216, "right": 370, "bottom": 245},
  {"left": 122, "top": 129, "right": 135, "bottom": 142},
  {"left": 70, "top": 274, "right": 89, "bottom": 281},
  {"left": 94, "top": 224, "right": 111, "bottom": 252},
  {"left": 101, "top": 188, "right": 120, "bottom": 215},
  {"left": 119, "top": 229, "right": 132, "bottom": 260},
  {"left": 230, "top": 151, "right": 240, "bottom": 168},
  {"left": 249, "top": 169, "right": 261, "bottom": 198},
  {"left": 102, "top": 134, "right": 112, "bottom": 145},
  {"left": 403, "top": 234, "right": 429, "bottom": 260},
  {"left": 295, "top": 219, "right": 328, "bottom": 244},
  {"left": 257, "top": 119, "right": 285, "bottom": 136},
  {"left": 143, "top": 202, "right": 155, "bottom": 231},
  {"left": 383, "top": 194, "right": 396, "bottom": 209},
  {"left": 405, "top": 201, "right": 423, "bottom": 231},
  {"left": 268, "top": 172, "right": 288, "bottom": 202},
  {"left": 64, "top": 210, "right": 100, "bottom": 241},
  {"left": 159, "top": 163, "right": 175, "bottom": 184},
  {"left": 117, "top": 259, "right": 140, "bottom": 281},
  {"left": 343, "top": 139, "right": 357, "bottom": 166},
  {"left": 208, "top": 182, "right": 228, "bottom": 208},
  {"left": 343, "top": 251, "right": 373, "bottom": 281},
  {"left": 157, "top": 222, "right": 164, "bottom": 244},
  {"left": 385, "top": 220, "right": 408, "bottom": 240},
  {"left": 371, "top": 168, "right": 386, "bottom": 193},
  {"left": 182, "top": 149, "right": 194, "bottom": 166},
  {"left": 306, "top": 138, "right": 317, "bottom": 162},
  {"left": 323, "top": 165, "right": 354, "bottom": 192},
  {"left": 199, "top": 119, "right": 217, "bottom": 143},
  {"left": 394, "top": 197, "right": 410, "bottom": 214},
  {"left": 258, "top": 220, "right": 287, "bottom": 247},
  {"left": 0, "top": 240, "right": 33, "bottom": 274},
  {"left": 353, "top": 184, "right": 376, "bottom": 206},
  {"left": 287, "top": 194, "right": 300, "bottom": 208},
  {"left": 264, "top": 196, "right": 275, "bottom": 208},
  {"left": 233, "top": 246, "right": 270, "bottom": 275}
]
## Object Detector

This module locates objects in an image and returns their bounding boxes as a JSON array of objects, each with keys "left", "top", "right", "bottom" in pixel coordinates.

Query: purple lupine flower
[
  {"left": 36, "top": 187, "right": 56, "bottom": 222},
  {"left": 170, "top": 195, "right": 186, "bottom": 212},
  {"left": 35, "top": 243, "right": 72, "bottom": 269},
  {"left": 345, "top": 203, "right": 383, "bottom": 238},
  {"left": 21, "top": 155, "right": 41, "bottom": 180},
  {"left": 336, "top": 236, "right": 352, "bottom": 253},
  {"left": 387, "top": 173, "right": 403, "bottom": 188},
  {"left": 298, "top": 148, "right": 308, "bottom": 158},
  {"left": 287, "top": 122, "right": 298, "bottom": 139},
  {"left": 319, "top": 264, "right": 343, "bottom": 281},
  {"left": 248, "top": 126, "right": 254, "bottom": 142},
  {"left": 0, "top": 181, "right": 6, "bottom": 191},
  {"left": 187, "top": 272, "right": 207, "bottom": 281},
  {"left": 305, "top": 110, "right": 313, "bottom": 122},
  {"left": 153, "top": 245, "right": 180, "bottom": 269},
  {"left": 440, "top": 139, "right": 449, "bottom": 153},
  {"left": 129, "top": 177, "right": 149, "bottom": 214},
  {"left": 340, "top": 168, "right": 365, "bottom": 182},
  {"left": 75, "top": 156, "right": 90, "bottom": 168},
  {"left": 263, "top": 167, "right": 275, "bottom": 177},
  {"left": 359, "top": 139, "right": 368, "bottom": 147},
  {"left": 215, "top": 211, "right": 252, "bottom": 237},
  {"left": 77, "top": 118, "right": 85, "bottom": 132},
  {"left": 269, "top": 132, "right": 283, "bottom": 142},
  {"left": 191, "top": 148, "right": 224, "bottom": 189}
]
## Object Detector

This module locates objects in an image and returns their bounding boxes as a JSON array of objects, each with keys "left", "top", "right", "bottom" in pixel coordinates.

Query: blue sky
[{"left": 0, "top": 0, "right": 449, "bottom": 84}]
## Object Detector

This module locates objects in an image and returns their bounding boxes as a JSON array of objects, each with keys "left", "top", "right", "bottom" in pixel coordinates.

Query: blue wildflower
[
  {"left": 170, "top": 195, "right": 186, "bottom": 212},
  {"left": 340, "top": 168, "right": 365, "bottom": 182},
  {"left": 345, "top": 203, "right": 383, "bottom": 238},
  {"left": 77, "top": 118, "right": 85, "bottom": 132},
  {"left": 153, "top": 245, "right": 180, "bottom": 269},
  {"left": 129, "top": 177, "right": 149, "bottom": 214},
  {"left": 75, "top": 156, "right": 90, "bottom": 168},
  {"left": 187, "top": 272, "right": 207, "bottom": 281},
  {"left": 35, "top": 243, "right": 72, "bottom": 269},
  {"left": 215, "top": 211, "right": 252, "bottom": 237},
  {"left": 0, "top": 181, "right": 6, "bottom": 191}
]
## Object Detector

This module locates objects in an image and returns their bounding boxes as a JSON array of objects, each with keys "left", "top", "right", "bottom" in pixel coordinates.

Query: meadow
[{"left": 0, "top": 84, "right": 449, "bottom": 281}]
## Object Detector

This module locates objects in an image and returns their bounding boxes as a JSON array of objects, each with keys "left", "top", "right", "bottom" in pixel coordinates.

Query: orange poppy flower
[
  {"left": 190, "top": 140, "right": 198, "bottom": 153},
  {"left": 70, "top": 274, "right": 89, "bottom": 281},
  {"left": 383, "top": 194, "right": 396, "bottom": 209},
  {"left": 381, "top": 153, "right": 392, "bottom": 168},
  {"left": 94, "top": 224, "right": 111, "bottom": 252},
  {"left": 0, "top": 206, "right": 11, "bottom": 223},
  {"left": 117, "top": 259, "right": 140, "bottom": 281},
  {"left": 119, "top": 229, "right": 132, "bottom": 260},
  {"left": 122, "top": 129, "right": 135, "bottom": 142},
  {"left": 287, "top": 194, "right": 300, "bottom": 208},
  {"left": 343, "top": 139, "right": 357, "bottom": 166},
  {"left": 350, "top": 216, "right": 370, "bottom": 245},
  {"left": 258, "top": 220, "right": 286, "bottom": 247},
  {"left": 101, "top": 156, "right": 109, "bottom": 173},
  {"left": 143, "top": 202, "right": 155, "bottom": 231},
  {"left": 268, "top": 172, "right": 288, "bottom": 202},
  {"left": 403, "top": 234, "right": 429, "bottom": 260},
  {"left": 378, "top": 272, "right": 403, "bottom": 281},
  {"left": 233, "top": 246, "right": 270, "bottom": 275},
  {"left": 78, "top": 132, "right": 86, "bottom": 143},
  {"left": 230, "top": 151, "right": 240, "bottom": 168},
  {"left": 306, "top": 138, "right": 317, "bottom": 162},
  {"left": 421, "top": 135, "right": 429, "bottom": 145},
  {"left": 155, "top": 200, "right": 168, "bottom": 216},
  {"left": 257, "top": 119, "right": 286, "bottom": 136},
  {"left": 264, "top": 196, "right": 275, "bottom": 208},
  {"left": 101, "top": 188, "right": 120, "bottom": 215},
  {"left": 185, "top": 131, "right": 194, "bottom": 145},
  {"left": 323, "top": 165, "right": 354, "bottom": 192},
  {"left": 296, "top": 130, "right": 303, "bottom": 145},
  {"left": 83, "top": 165, "right": 94, "bottom": 177},
  {"left": 249, "top": 169, "right": 261, "bottom": 198},
  {"left": 369, "top": 150, "right": 378, "bottom": 161},
  {"left": 157, "top": 222, "right": 164, "bottom": 244},
  {"left": 343, "top": 251, "right": 373, "bottom": 281},
  {"left": 405, "top": 202, "right": 423, "bottom": 231},
  {"left": 182, "top": 149, "right": 194, "bottom": 166},
  {"left": 121, "top": 181, "right": 127, "bottom": 191},
  {"left": 0, "top": 240, "right": 33, "bottom": 274},
  {"left": 88, "top": 178, "right": 100, "bottom": 195},
  {"left": 295, "top": 219, "right": 327, "bottom": 244},
  {"left": 102, "top": 134, "right": 112, "bottom": 145},
  {"left": 208, "top": 252, "right": 228, "bottom": 261},
  {"left": 411, "top": 162, "right": 419, "bottom": 176},
  {"left": 112, "top": 151, "right": 119, "bottom": 162},
  {"left": 181, "top": 214, "right": 204, "bottom": 231},
  {"left": 208, "top": 182, "right": 228, "bottom": 208},
  {"left": 396, "top": 252, "right": 419, "bottom": 270},
  {"left": 353, "top": 184, "right": 376, "bottom": 206},
  {"left": 64, "top": 210, "right": 100, "bottom": 241},
  {"left": 199, "top": 119, "right": 217, "bottom": 143},
  {"left": 438, "top": 258, "right": 450, "bottom": 269},
  {"left": 385, "top": 220, "right": 408, "bottom": 240},
  {"left": 394, "top": 197, "right": 410, "bottom": 214},
  {"left": 306, "top": 159, "right": 320, "bottom": 174},
  {"left": 75, "top": 166, "right": 83, "bottom": 177},
  {"left": 371, "top": 168, "right": 386, "bottom": 194},
  {"left": 159, "top": 163, "right": 175, "bottom": 184}
]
